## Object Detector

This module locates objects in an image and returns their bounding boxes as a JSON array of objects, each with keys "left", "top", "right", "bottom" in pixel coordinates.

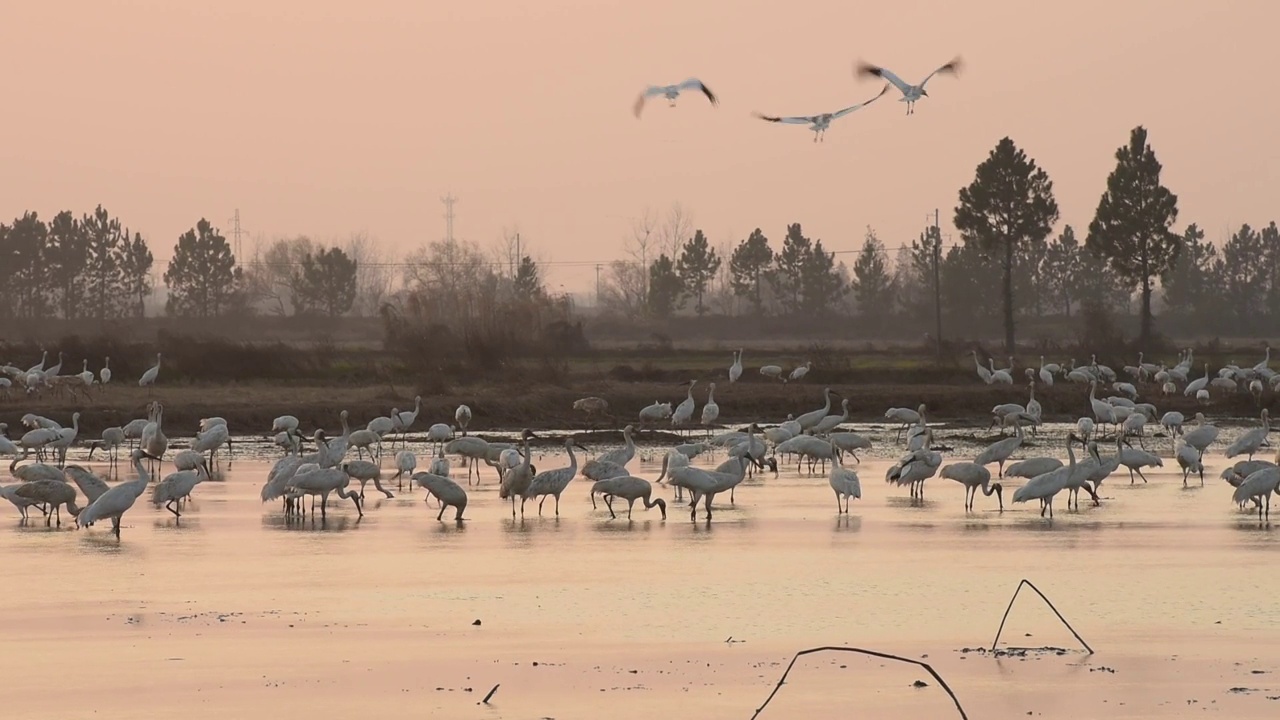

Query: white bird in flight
[
  {"left": 634, "top": 78, "right": 718, "bottom": 118},
  {"left": 753, "top": 84, "right": 889, "bottom": 142},
  {"left": 855, "top": 56, "right": 963, "bottom": 115}
]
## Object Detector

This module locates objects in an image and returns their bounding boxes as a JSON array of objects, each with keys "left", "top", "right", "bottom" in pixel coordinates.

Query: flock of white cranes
[
  {"left": 634, "top": 55, "right": 964, "bottom": 142},
  {"left": 1, "top": 351, "right": 162, "bottom": 399},
  {"left": 2, "top": 345, "right": 1278, "bottom": 536}
]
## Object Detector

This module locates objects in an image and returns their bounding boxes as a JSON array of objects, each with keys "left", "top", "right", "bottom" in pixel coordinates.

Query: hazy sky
[{"left": 3, "top": 1, "right": 1276, "bottom": 294}]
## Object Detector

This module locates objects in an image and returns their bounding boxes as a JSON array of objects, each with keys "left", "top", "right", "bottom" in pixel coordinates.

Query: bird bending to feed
[
  {"left": 414, "top": 471, "right": 468, "bottom": 521},
  {"left": 855, "top": 56, "right": 963, "bottom": 115},
  {"left": 941, "top": 462, "right": 1003, "bottom": 512},
  {"left": 753, "top": 84, "right": 889, "bottom": 142},
  {"left": 633, "top": 78, "right": 717, "bottom": 117},
  {"left": 590, "top": 476, "right": 666, "bottom": 520}
]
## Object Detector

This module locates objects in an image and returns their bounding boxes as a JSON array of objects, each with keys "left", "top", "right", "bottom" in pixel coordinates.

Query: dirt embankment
[{"left": 2, "top": 375, "right": 1269, "bottom": 440}]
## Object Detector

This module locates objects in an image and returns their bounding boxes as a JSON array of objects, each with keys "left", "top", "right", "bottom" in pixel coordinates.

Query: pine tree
[
  {"left": 81, "top": 205, "right": 125, "bottom": 320},
  {"left": 296, "top": 246, "right": 358, "bottom": 317},
  {"left": 46, "top": 210, "right": 88, "bottom": 319},
  {"left": 1086, "top": 126, "right": 1181, "bottom": 349},
  {"left": 769, "top": 223, "right": 811, "bottom": 313},
  {"left": 852, "top": 226, "right": 893, "bottom": 318},
  {"left": 513, "top": 256, "right": 544, "bottom": 299},
  {"left": 954, "top": 137, "right": 1059, "bottom": 353},
  {"left": 164, "top": 219, "right": 244, "bottom": 317},
  {"left": 647, "top": 254, "right": 684, "bottom": 318},
  {"left": 729, "top": 228, "right": 773, "bottom": 314},
  {"left": 800, "top": 239, "right": 845, "bottom": 314},
  {"left": 675, "top": 229, "right": 721, "bottom": 315},
  {"left": 116, "top": 231, "right": 154, "bottom": 318},
  {"left": 1220, "top": 224, "right": 1268, "bottom": 333}
]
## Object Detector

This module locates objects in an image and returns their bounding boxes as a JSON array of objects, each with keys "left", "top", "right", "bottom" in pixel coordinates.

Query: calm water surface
[{"left": 3, "top": 427, "right": 1279, "bottom": 719}]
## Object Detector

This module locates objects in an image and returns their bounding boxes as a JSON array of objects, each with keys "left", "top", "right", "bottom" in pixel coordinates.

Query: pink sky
[{"left": 2, "top": 1, "right": 1275, "bottom": 295}]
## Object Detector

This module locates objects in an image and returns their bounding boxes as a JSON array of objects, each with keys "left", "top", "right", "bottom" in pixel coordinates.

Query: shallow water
[{"left": 4, "top": 430, "right": 1280, "bottom": 719}]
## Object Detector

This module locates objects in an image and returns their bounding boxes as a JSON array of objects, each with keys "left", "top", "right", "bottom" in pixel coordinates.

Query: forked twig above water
[
  {"left": 750, "top": 645, "right": 969, "bottom": 719},
  {"left": 990, "top": 578, "right": 1094, "bottom": 654}
]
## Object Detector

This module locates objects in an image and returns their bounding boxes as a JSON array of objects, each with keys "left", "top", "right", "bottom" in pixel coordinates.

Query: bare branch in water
[
  {"left": 750, "top": 645, "right": 969, "bottom": 719},
  {"left": 990, "top": 578, "right": 1094, "bottom": 654},
  {"left": 481, "top": 684, "right": 500, "bottom": 704}
]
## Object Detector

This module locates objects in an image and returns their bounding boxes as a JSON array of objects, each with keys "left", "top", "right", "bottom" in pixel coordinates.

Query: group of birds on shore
[
  {"left": 1, "top": 350, "right": 162, "bottom": 399},
  {"left": 973, "top": 347, "right": 1280, "bottom": 406},
  {"left": 634, "top": 56, "right": 963, "bottom": 142}
]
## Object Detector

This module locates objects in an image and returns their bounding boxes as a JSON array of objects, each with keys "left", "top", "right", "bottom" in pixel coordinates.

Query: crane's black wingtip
[
  {"left": 854, "top": 61, "right": 883, "bottom": 77},
  {"left": 701, "top": 84, "right": 718, "bottom": 105}
]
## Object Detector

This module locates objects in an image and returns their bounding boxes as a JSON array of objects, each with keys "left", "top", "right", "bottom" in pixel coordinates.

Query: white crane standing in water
[
  {"left": 827, "top": 444, "right": 861, "bottom": 513},
  {"left": 500, "top": 429, "right": 538, "bottom": 517},
  {"left": 1012, "top": 434, "right": 1083, "bottom": 520},
  {"left": 525, "top": 437, "right": 588, "bottom": 516},
  {"left": 79, "top": 449, "right": 153, "bottom": 537}
]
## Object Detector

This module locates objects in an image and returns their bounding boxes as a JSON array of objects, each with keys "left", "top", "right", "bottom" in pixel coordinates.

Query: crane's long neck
[
  {"left": 134, "top": 457, "right": 151, "bottom": 486},
  {"left": 1067, "top": 440, "right": 1077, "bottom": 471},
  {"left": 520, "top": 436, "right": 533, "bottom": 471},
  {"left": 980, "top": 479, "right": 999, "bottom": 496},
  {"left": 642, "top": 493, "right": 664, "bottom": 510},
  {"left": 566, "top": 444, "right": 578, "bottom": 473}
]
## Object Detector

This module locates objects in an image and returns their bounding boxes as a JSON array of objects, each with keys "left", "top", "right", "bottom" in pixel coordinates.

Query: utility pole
[
  {"left": 228, "top": 209, "right": 246, "bottom": 259},
  {"left": 441, "top": 193, "right": 457, "bottom": 242},
  {"left": 595, "top": 264, "right": 602, "bottom": 306},
  {"left": 932, "top": 208, "right": 944, "bottom": 360},
  {"left": 515, "top": 232, "right": 521, "bottom": 278}
]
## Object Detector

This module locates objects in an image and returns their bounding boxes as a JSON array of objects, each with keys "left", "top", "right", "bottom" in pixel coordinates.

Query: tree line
[
  {"left": 0, "top": 210, "right": 382, "bottom": 321},
  {"left": 601, "top": 126, "right": 1280, "bottom": 350},
  {"left": 4, "top": 125, "right": 1275, "bottom": 345}
]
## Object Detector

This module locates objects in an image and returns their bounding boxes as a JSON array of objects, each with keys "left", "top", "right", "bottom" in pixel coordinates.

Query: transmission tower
[
  {"left": 228, "top": 209, "right": 247, "bottom": 259},
  {"left": 441, "top": 193, "right": 457, "bottom": 242}
]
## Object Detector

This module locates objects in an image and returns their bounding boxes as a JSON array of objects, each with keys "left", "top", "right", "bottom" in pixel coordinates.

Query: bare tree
[
  {"left": 624, "top": 208, "right": 657, "bottom": 305},
  {"left": 599, "top": 260, "right": 647, "bottom": 319},
  {"left": 244, "top": 235, "right": 315, "bottom": 315},
  {"left": 493, "top": 225, "right": 522, "bottom": 281},
  {"left": 656, "top": 202, "right": 694, "bottom": 261},
  {"left": 343, "top": 232, "right": 395, "bottom": 317}
]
